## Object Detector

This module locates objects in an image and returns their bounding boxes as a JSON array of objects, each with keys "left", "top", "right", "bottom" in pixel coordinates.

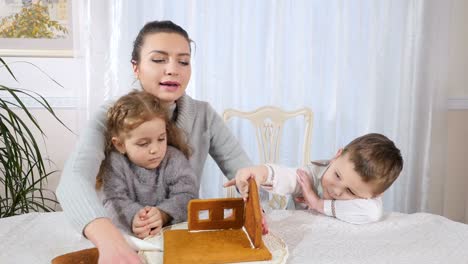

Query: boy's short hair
[{"left": 342, "top": 133, "right": 403, "bottom": 195}]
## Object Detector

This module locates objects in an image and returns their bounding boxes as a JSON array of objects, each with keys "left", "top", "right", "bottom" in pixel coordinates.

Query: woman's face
[{"left": 133, "top": 32, "right": 191, "bottom": 105}]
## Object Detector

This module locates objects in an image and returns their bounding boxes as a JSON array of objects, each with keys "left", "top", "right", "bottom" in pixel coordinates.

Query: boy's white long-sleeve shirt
[{"left": 261, "top": 162, "right": 383, "bottom": 224}]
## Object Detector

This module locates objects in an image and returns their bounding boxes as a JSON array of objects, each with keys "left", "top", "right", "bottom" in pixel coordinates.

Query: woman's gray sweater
[{"left": 57, "top": 94, "right": 252, "bottom": 233}]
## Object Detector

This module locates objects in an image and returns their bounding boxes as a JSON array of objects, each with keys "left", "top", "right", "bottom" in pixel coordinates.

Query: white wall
[
  {"left": 446, "top": 111, "right": 468, "bottom": 223},
  {"left": 1, "top": 56, "right": 84, "bottom": 210},
  {"left": 7, "top": 108, "right": 78, "bottom": 211},
  {"left": 444, "top": 0, "right": 468, "bottom": 223},
  {"left": 1, "top": 57, "right": 83, "bottom": 102},
  {"left": 447, "top": 0, "right": 468, "bottom": 98},
  {"left": 1, "top": 1, "right": 468, "bottom": 223}
]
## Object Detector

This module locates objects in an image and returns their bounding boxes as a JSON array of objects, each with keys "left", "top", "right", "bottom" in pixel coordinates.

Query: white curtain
[{"left": 77, "top": 0, "right": 456, "bottom": 219}]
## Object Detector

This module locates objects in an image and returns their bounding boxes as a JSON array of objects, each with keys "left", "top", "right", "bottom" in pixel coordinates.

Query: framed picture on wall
[{"left": 0, "top": 0, "right": 74, "bottom": 57}]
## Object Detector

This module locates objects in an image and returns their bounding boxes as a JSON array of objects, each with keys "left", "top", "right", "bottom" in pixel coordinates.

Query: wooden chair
[{"left": 223, "top": 106, "right": 314, "bottom": 210}]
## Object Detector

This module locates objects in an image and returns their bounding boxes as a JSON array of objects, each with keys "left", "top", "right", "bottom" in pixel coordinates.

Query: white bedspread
[
  {"left": 267, "top": 210, "right": 468, "bottom": 264},
  {"left": 0, "top": 210, "right": 467, "bottom": 264},
  {"left": 0, "top": 212, "right": 93, "bottom": 264}
]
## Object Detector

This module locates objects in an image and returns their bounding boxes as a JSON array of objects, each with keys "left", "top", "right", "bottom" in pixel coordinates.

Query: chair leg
[{"left": 268, "top": 194, "right": 287, "bottom": 210}]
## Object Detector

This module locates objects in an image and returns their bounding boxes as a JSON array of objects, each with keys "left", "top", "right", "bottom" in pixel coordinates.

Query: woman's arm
[
  {"left": 85, "top": 218, "right": 141, "bottom": 264},
  {"left": 56, "top": 103, "right": 142, "bottom": 263},
  {"left": 56, "top": 103, "right": 110, "bottom": 232},
  {"left": 205, "top": 103, "right": 253, "bottom": 180}
]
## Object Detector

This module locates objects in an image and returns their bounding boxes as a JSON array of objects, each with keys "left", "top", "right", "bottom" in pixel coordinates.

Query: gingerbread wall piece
[
  {"left": 188, "top": 198, "right": 244, "bottom": 230},
  {"left": 244, "top": 177, "right": 263, "bottom": 248},
  {"left": 163, "top": 178, "right": 272, "bottom": 264}
]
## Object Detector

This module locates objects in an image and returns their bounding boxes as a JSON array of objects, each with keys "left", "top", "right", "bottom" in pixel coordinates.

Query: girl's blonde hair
[{"left": 96, "top": 90, "right": 191, "bottom": 189}]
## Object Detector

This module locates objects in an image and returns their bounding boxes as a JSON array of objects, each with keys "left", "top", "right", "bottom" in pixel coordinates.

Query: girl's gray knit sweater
[{"left": 102, "top": 147, "right": 198, "bottom": 233}]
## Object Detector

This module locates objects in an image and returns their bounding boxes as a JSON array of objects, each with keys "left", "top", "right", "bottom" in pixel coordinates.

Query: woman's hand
[{"left": 84, "top": 218, "right": 142, "bottom": 264}]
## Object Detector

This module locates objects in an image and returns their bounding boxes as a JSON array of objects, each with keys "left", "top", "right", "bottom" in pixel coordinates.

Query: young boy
[{"left": 226, "top": 133, "right": 403, "bottom": 224}]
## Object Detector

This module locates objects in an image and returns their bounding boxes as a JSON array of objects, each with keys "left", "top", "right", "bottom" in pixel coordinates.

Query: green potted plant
[{"left": 0, "top": 57, "right": 69, "bottom": 217}]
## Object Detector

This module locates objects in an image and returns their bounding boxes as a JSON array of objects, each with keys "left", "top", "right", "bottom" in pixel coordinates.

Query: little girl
[{"left": 97, "top": 90, "right": 198, "bottom": 239}]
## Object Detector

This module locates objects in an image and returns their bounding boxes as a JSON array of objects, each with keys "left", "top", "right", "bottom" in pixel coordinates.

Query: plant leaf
[{"left": 0, "top": 58, "right": 17, "bottom": 81}]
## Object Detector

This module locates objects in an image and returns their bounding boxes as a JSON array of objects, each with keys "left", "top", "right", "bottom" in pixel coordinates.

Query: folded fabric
[{"left": 124, "top": 233, "right": 163, "bottom": 251}]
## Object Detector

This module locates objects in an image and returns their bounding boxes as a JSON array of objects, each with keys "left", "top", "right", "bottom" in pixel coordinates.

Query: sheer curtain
[{"left": 77, "top": 0, "right": 454, "bottom": 217}]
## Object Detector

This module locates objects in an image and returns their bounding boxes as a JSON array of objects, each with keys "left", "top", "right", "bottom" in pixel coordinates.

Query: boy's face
[
  {"left": 321, "top": 149, "right": 377, "bottom": 200},
  {"left": 112, "top": 117, "right": 168, "bottom": 170}
]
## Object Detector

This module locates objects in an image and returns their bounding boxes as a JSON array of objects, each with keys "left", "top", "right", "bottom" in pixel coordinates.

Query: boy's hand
[
  {"left": 223, "top": 168, "right": 253, "bottom": 199},
  {"left": 296, "top": 169, "right": 323, "bottom": 212},
  {"left": 261, "top": 211, "right": 269, "bottom": 235},
  {"left": 224, "top": 165, "right": 269, "bottom": 200}
]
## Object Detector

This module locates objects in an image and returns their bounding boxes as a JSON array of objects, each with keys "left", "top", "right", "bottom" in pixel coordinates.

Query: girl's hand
[
  {"left": 132, "top": 207, "right": 151, "bottom": 238},
  {"left": 146, "top": 207, "right": 169, "bottom": 236}
]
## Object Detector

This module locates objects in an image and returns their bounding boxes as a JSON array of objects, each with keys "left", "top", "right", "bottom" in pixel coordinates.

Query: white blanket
[
  {"left": 0, "top": 211, "right": 467, "bottom": 264},
  {"left": 0, "top": 212, "right": 93, "bottom": 264},
  {"left": 267, "top": 210, "right": 468, "bottom": 264}
]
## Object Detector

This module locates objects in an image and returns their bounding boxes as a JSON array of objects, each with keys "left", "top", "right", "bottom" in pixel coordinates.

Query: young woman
[{"left": 57, "top": 21, "right": 252, "bottom": 263}]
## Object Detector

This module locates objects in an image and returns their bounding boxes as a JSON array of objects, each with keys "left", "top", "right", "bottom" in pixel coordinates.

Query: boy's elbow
[{"left": 353, "top": 200, "right": 383, "bottom": 224}]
